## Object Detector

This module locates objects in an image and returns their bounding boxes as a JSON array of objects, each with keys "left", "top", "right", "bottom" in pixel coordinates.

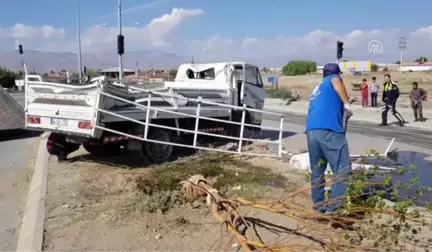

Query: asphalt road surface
[
  {"left": 9, "top": 92, "right": 24, "bottom": 108},
  {"left": 263, "top": 112, "right": 432, "bottom": 149},
  {"left": 0, "top": 91, "right": 38, "bottom": 250},
  {"left": 0, "top": 131, "right": 39, "bottom": 251}
]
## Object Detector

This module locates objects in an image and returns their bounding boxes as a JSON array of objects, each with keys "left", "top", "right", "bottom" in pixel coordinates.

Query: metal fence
[{"left": 95, "top": 84, "right": 285, "bottom": 158}]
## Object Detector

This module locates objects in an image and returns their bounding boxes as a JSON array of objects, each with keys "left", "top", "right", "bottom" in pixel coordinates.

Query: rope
[{"left": 180, "top": 174, "right": 211, "bottom": 202}]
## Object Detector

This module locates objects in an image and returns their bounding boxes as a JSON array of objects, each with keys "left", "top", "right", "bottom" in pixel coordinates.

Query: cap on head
[{"left": 323, "top": 63, "right": 341, "bottom": 77}]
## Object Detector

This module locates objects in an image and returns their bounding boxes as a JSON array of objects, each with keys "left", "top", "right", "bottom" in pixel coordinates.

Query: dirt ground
[
  {"left": 273, "top": 71, "right": 432, "bottom": 108},
  {"left": 42, "top": 144, "right": 317, "bottom": 251},
  {"left": 42, "top": 142, "right": 432, "bottom": 252}
]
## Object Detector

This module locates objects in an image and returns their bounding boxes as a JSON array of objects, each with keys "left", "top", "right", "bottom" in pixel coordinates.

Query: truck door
[{"left": 243, "top": 65, "right": 265, "bottom": 124}]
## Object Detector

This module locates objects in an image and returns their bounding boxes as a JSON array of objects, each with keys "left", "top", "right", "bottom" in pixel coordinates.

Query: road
[
  {"left": 263, "top": 111, "right": 432, "bottom": 149},
  {"left": 9, "top": 92, "right": 24, "bottom": 108},
  {"left": 0, "top": 91, "right": 39, "bottom": 250},
  {"left": 263, "top": 111, "right": 432, "bottom": 204},
  {"left": 0, "top": 131, "right": 39, "bottom": 251}
]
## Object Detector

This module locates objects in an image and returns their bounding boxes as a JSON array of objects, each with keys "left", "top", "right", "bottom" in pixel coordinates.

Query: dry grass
[
  {"left": 43, "top": 150, "right": 307, "bottom": 251},
  {"left": 269, "top": 72, "right": 432, "bottom": 108}
]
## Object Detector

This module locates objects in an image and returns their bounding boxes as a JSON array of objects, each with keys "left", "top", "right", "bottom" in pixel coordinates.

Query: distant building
[
  {"left": 124, "top": 69, "right": 172, "bottom": 84},
  {"left": 99, "top": 67, "right": 135, "bottom": 78},
  {"left": 338, "top": 61, "right": 372, "bottom": 72},
  {"left": 317, "top": 61, "right": 372, "bottom": 74},
  {"left": 269, "top": 67, "right": 283, "bottom": 72},
  {"left": 47, "top": 71, "right": 67, "bottom": 78},
  {"left": 374, "top": 62, "right": 432, "bottom": 72},
  {"left": 400, "top": 62, "right": 432, "bottom": 72}
]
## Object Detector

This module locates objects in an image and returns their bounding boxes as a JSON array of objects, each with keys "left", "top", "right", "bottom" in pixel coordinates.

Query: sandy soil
[
  {"left": 42, "top": 145, "right": 316, "bottom": 251},
  {"left": 42, "top": 143, "right": 432, "bottom": 252},
  {"left": 273, "top": 72, "right": 432, "bottom": 108}
]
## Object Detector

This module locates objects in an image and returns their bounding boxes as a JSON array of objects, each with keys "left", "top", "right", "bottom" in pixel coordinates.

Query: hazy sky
[{"left": 1, "top": 0, "right": 431, "bottom": 64}]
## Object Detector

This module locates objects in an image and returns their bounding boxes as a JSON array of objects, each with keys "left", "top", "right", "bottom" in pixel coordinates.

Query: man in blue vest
[{"left": 306, "top": 63, "right": 352, "bottom": 214}]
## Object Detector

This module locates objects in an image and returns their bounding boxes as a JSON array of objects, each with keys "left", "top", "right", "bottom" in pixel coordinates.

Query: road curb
[{"left": 16, "top": 132, "right": 50, "bottom": 252}]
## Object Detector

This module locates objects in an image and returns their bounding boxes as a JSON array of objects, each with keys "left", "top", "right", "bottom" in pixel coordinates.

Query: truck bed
[
  {"left": 25, "top": 76, "right": 234, "bottom": 137},
  {"left": 100, "top": 106, "right": 231, "bottom": 122}
]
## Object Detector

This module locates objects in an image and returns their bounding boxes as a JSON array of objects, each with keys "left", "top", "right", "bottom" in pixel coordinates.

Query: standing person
[
  {"left": 410, "top": 82, "right": 427, "bottom": 122},
  {"left": 360, "top": 79, "right": 369, "bottom": 107},
  {"left": 370, "top": 77, "right": 379, "bottom": 107},
  {"left": 306, "top": 63, "right": 353, "bottom": 214},
  {"left": 379, "top": 74, "right": 405, "bottom": 126}
]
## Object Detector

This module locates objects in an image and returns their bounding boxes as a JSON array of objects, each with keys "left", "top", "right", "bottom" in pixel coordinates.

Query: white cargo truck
[{"left": 24, "top": 62, "right": 284, "bottom": 162}]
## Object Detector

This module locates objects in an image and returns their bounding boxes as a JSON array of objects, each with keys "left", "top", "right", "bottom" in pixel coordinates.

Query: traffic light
[
  {"left": 83, "top": 66, "right": 87, "bottom": 74},
  {"left": 117, "top": 35, "right": 125, "bottom": 55},
  {"left": 337, "top": 41, "right": 343, "bottom": 60},
  {"left": 18, "top": 44, "right": 23, "bottom": 54}
]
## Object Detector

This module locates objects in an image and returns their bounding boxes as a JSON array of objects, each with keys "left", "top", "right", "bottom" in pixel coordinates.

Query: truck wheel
[
  {"left": 83, "top": 143, "right": 121, "bottom": 157},
  {"left": 47, "top": 133, "right": 80, "bottom": 160},
  {"left": 141, "top": 128, "right": 174, "bottom": 164}
]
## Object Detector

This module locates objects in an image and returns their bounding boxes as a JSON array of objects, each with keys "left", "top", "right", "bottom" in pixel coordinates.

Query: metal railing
[{"left": 94, "top": 83, "right": 285, "bottom": 158}]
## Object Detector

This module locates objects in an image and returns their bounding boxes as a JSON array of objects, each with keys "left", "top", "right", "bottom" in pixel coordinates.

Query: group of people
[
  {"left": 360, "top": 74, "right": 428, "bottom": 125},
  {"left": 359, "top": 77, "right": 379, "bottom": 107},
  {"left": 305, "top": 63, "right": 427, "bottom": 223}
]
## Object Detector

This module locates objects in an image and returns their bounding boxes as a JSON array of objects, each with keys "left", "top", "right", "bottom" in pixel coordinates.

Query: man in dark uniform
[{"left": 379, "top": 74, "right": 405, "bottom": 126}]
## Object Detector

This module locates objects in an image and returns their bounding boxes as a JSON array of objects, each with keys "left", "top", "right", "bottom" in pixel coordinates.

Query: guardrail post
[
  {"left": 237, "top": 104, "right": 247, "bottom": 153},
  {"left": 144, "top": 94, "right": 152, "bottom": 139},
  {"left": 278, "top": 115, "right": 284, "bottom": 157},
  {"left": 193, "top": 96, "right": 202, "bottom": 147}
]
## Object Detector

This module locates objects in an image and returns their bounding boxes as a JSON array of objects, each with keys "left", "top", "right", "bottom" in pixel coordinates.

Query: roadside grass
[
  {"left": 135, "top": 153, "right": 288, "bottom": 213},
  {"left": 265, "top": 88, "right": 292, "bottom": 99}
]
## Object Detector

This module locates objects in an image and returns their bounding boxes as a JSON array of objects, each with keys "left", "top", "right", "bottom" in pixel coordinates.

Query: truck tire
[
  {"left": 83, "top": 143, "right": 122, "bottom": 157},
  {"left": 141, "top": 128, "right": 174, "bottom": 164},
  {"left": 46, "top": 133, "right": 80, "bottom": 160}
]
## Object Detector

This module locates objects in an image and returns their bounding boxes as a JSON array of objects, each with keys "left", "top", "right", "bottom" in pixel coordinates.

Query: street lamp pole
[
  {"left": 77, "top": 0, "right": 83, "bottom": 83},
  {"left": 204, "top": 39, "right": 208, "bottom": 63},
  {"left": 398, "top": 37, "right": 406, "bottom": 73},
  {"left": 118, "top": 0, "right": 124, "bottom": 83}
]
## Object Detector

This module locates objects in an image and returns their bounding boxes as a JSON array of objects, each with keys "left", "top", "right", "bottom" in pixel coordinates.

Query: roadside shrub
[
  {"left": 282, "top": 60, "right": 317, "bottom": 76},
  {"left": 0, "top": 67, "right": 17, "bottom": 89}
]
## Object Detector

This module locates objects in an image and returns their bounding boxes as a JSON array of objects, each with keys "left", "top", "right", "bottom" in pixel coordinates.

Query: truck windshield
[{"left": 186, "top": 68, "right": 215, "bottom": 79}]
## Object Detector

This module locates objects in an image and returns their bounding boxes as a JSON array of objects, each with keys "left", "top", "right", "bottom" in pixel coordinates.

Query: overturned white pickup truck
[{"left": 24, "top": 62, "right": 284, "bottom": 162}]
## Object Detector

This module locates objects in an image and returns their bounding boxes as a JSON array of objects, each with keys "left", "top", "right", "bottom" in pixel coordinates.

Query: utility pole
[
  {"left": 398, "top": 37, "right": 406, "bottom": 73},
  {"left": 135, "top": 61, "right": 139, "bottom": 75},
  {"left": 77, "top": 0, "right": 83, "bottom": 83},
  {"left": 117, "top": 0, "right": 124, "bottom": 83},
  {"left": 204, "top": 39, "right": 208, "bottom": 63}
]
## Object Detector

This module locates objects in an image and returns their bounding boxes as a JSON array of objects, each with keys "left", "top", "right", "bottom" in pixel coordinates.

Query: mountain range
[
  {"left": 0, "top": 49, "right": 353, "bottom": 73},
  {"left": 0, "top": 50, "right": 187, "bottom": 73}
]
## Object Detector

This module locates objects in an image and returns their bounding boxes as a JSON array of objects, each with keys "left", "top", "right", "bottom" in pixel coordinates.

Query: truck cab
[{"left": 169, "top": 62, "right": 265, "bottom": 126}]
